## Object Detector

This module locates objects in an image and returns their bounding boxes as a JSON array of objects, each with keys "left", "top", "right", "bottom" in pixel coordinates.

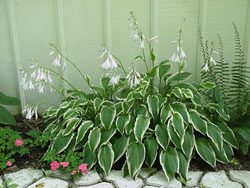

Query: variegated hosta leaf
[
  {"left": 207, "top": 122, "right": 223, "bottom": 150},
  {"left": 100, "top": 124, "right": 117, "bottom": 145},
  {"left": 160, "top": 105, "right": 171, "bottom": 124},
  {"left": 98, "top": 143, "right": 114, "bottom": 176},
  {"left": 52, "top": 131, "right": 74, "bottom": 154},
  {"left": 155, "top": 124, "right": 170, "bottom": 149},
  {"left": 112, "top": 135, "right": 130, "bottom": 163},
  {"left": 182, "top": 127, "right": 195, "bottom": 158},
  {"left": 168, "top": 120, "right": 182, "bottom": 148},
  {"left": 115, "top": 102, "right": 123, "bottom": 116},
  {"left": 217, "top": 122, "right": 238, "bottom": 148},
  {"left": 122, "top": 161, "right": 129, "bottom": 178},
  {"left": 84, "top": 143, "right": 97, "bottom": 170},
  {"left": 171, "top": 87, "right": 183, "bottom": 99},
  {"left": 122, "top": 100, "right": 134, "bottom": 114},
  {"left": 176, "top": 150, "right": 189, "bottom": 180},
  {"left": 63, "top": 108, "right": 77, "bottom": 119},
  {"left": 73, "top": 98, "right": 88, "bottom": 107},
  {"left": 126, "top": 142, "right": 145, "bottom": 178},
  {"left": 134, "top": 115, "right": 151, "bottom": 141},
  {"left": 93, "top": 98, "right": 103, "bottom": 112},
  {"left": 125, "top": 116, "right": 135, "bottom": 135},
  {"left": 63, "top": 118, "right": 81, "bottom": 136},
  {"left": 207, "top": 103, "right": 230, "bottom": 121},
  {"left": 42, "top": 123, "right": 55, "bottom": 137},
  {"left": 145, "top": 136, "right": 158, "bottom": 168},
  {"left": 147, "top": 95, "right": 159, "bottom": 119},
  {"left": 159, "top": 64, "right": 171, "bottom": 80},
  {"left": 136, "top": 104, "right": 148, "bottom": 116},
  {"left": 223, "top": 142, "right": 234, "bottom": 161},
  {"left": 166, "top": 72, "right": 192, "bottom": 84},
  {"left": 76, "top": 121, "right": 93, "bottom": 144},
  {"left": 116, "top": 114, "right": 130, "bottom": 134},
  {"left": 180, "top": 88, "right": 193, "bottom": 99},
  {"left": 160, "top": 147, "right": 179, "bottom": 181},
  {"left": 171, "top": 112, "right": 184, "bottom": 138},
  {"left": 66, "top": 135, "right": 77, "bottom": 153},
  {"left": 88, "top": 127, "right": 101, "bottom": 152},
  {"left": 189, "top": 109, "right": 207, "bottom": 135},
  {"left": 100, "top": 106, "right": 116, "bottom": 130},
  {"left": 210, "top": 141, "right": 229, "bottom": 164},
  {"left": 170, "top": 102, "right": 189, "bottom": 123},
  {"left": 195, "top": 138, "right": 216, "bottom": 168}
]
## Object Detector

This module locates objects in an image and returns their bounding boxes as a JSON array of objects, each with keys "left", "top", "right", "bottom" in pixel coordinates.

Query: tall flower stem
[
  {"left": 142, "top": 48, "right": 149, "bottom": 72},
  {"left": 113, "top": 55, "right": 127, "bottom": 76}
]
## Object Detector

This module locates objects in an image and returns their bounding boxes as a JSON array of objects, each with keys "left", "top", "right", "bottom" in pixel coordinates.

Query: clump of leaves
[
  {"left": 23, "top": 12, "right": 237, "bottom": 181},
  {"left": 198, "top": 23, "right": 250, "bottom": 155},
  {"left": 0, "top": 178, "right": 18, "bottom": 188}
]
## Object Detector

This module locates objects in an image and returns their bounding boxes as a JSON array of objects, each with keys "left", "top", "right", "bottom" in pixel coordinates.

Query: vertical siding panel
[
  {"left": 150, "top": 0, "right": 159, "bottom": 67},
  {"left": 103, "top": 0, "right": 112, "bottom": 50},
  {"left": 5, "top": 0, "right": 26, "bottom": 112},
  {"left": 55, "top": 0, "right": 68, "bottom": 90},
  {"left": 195, "top": 0, "right": 208, "bottom": 81},
  {"left": 244, "top": 0, "right": 250, "bottom": 65}
]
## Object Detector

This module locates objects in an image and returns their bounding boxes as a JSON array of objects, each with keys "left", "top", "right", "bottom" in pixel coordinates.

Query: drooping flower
[
  {"left": 6, "top": 161, "right": 12, "bottom": 166},
  {"left": 170, "top": 30, "right": 186, "bottom": 63},
  {"left": 71, "top": 170, "right": 77, "bottom": 175},
  {"left": 210, "top": 57, "right": 216, "bottom": 65},
  {"left": 50, "top": 161, "right": 60, "bottom": 171},
  {"left": 110, "top": 75, "right": 120, "bottom": 85},
  {"left": 203, "top": 63, "right": 209, "bottom": 72},
  {"left": 126, "top": 69, "right": 140, "bottom": 88},
  {"left": 101, "top": 57, "right": 111, "bottom": 70},
  {"left": 15, "top": 139, "right": 24, "bottom": 147},
  {"left": 60, "top": 162, "right": 70, "bottom": 168},
  {"left": 52, "top": 54, "right": 61, "bottom": 67},
  {"left": 22, "top": 105, "right": 38, "bottom": 120}
]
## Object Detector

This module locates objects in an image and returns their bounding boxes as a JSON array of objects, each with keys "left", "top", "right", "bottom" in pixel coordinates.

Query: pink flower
[
  {"left": 6, "top": 161, "right": 12, "bottom": 166},
  {"left": 50, "top": 161, "right": 60, "bottom": 171},
  {"left": 71, "top": 170, "right": 77, "bottom": 175},
  {"left": 60, "top": 162, "right": 69, "bottom": 168},
  {"left": 78, "top": 163, "right": 88, "bottom": 174},
  {"left": 15, "top": 139, "right": 24, "bottom": 147}
]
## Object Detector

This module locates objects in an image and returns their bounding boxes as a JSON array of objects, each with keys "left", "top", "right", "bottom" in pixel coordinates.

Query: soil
[{"left": 1, "top": 116, "right": 250, "bottom": 175}]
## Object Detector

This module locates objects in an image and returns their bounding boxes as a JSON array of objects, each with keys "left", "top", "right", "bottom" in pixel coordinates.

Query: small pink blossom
[
  {"left": 50, "top": 161, "right": 60, "bottom": 171},
  {"left": 78, "top": 163, "right": 88, "bottom": 174},
  {"left": 15, "top": 139, "right": 24, "bottom": 147},
  {"left": 6, "top": 161, "right": 12, "bottom": 166},
  {"left": 71, "top": 170, "right": 77, "bottom": 175},
  {"left": 60, "top": 162, "right": 69, "bottom": 168}
]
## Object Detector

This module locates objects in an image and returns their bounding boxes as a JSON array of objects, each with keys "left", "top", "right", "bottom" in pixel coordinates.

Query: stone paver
[
  {"left": 146, "top": 171, "right": 182, "bottom": 188},
  {"left": 139, "top": 168, "right": 156, "bottom": 179},
  {"left": 79, "top": 182, "right": 114, "bottom": 188},
  {"left": 201, "top": 170, "right": 242, "bottom": 188},
  {"left": 186, "top": 171, "right": 203, "bottom": 187},
  {"left": 143, "top": 186, "right": 160, "bottom": 188},
  {"left": 0, "top": 177, "right": 2, "bottom": 185},
  {"left": 229, "top": 170, "right": 250, "bottom": 188},
  {"left": 75, "top": 170, "right": 101, "bottom": 186},
  {"left": 106, "top": 170, "right": 144, "bottom": 188},
  {"left": 27, "top": 177, "right": 68, "bottom": 188},
  {"left": 4, "top": 169, "right": 43, "bottom": 188},
  {"left": 47, "top": 170, "right": 71, "bottom": 181}
]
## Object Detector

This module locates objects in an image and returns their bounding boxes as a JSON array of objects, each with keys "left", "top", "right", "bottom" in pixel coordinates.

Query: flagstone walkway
[{"left": 1, "top": 169, "right": 250, "bottom": 188}]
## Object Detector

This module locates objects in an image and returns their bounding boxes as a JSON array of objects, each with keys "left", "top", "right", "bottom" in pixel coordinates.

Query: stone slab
[
  {"left": 47, "top": 170, "right": 71, "bottom": 181},
  {"left": 201, "top": 170, "right": 242, "bottom": 188},
  {"left": 139, "top": 168, "right": 156, "bottom": 179},
  {"left": 186, "top": 171, "right": 203, "bottom": 187},
  {"left": 146, "top": 171, "right": 182, "bottom": 188},
  {"left": 75, "top": 170, "right": 101, "bottom": 186},
  {"left": 27, "top": 177, "right": 68, "bottom": 188},
  {"left": 229, "top": 170, "right": 250, "bottom": 188},
  {"left": 4, "top": 169, "right": 43, "bottom": 188},
  {"left": 106, "top": 170, "right": 143, "bottom": 188},
  {"left": 79, "top": 182, "right": 114, "bottom": 188}
]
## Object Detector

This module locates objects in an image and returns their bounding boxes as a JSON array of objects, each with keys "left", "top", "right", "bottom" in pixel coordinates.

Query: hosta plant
[
  {"left": 21, "top": 12, "right": 237, "bottom": 181},
  {"left": 198, "top": 23, "right": 249, "bottom": 155}
]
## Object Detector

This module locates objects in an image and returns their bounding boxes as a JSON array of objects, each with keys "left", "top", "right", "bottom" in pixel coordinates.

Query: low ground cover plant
[
  {"left": 19, "top": 12, "right": 239, "bottom": 181},
  {"left": 198, "top": 24, "right": 250, "bottom": 155}
]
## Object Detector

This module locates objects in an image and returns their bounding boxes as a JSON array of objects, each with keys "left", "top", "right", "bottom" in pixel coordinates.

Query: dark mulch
[{"left": 1, "top": 116, "right": 250, "bottom": 175}]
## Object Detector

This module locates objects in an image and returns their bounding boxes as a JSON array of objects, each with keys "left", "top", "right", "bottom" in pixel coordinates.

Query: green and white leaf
[
  {"left": 160, "top": 147, "right": 179, "bottom": 181},
  {"left": 207, "top": 122, "right": 223, "bottom": 150},
  {"left": 100, "top": 106, "right": 116, "bottom": 130},
  {"left": 98, "top": 143, "right": 114, "bottom": 176},
  {"left": 116, "top": 114, "right": 130, "bottom": 134},
  {"left": 76, "top": 121, "right": 93, "bottom": 144},
  {"left": 170, "top": 102, "right": 189, "bottom": 123},
  {"left": 84, "top": 144, "right": 97, "bottom": 170},
  {"left": 134, "top": 115, "right": 151, "bottom": 141},
  {"left": 160, "top": 105, "right": 171, "bottom": 124},
  {"left": 147, "top": 95, "right": 159, "bottom": 119},
  {"left": 113, "top": 135, "right": 130, "bottom": 163},
  {"left": 145, "top": 136, "right": 158, "bottom": 167},
  {"left": 176, "top": 150, "right": 189, "bottom": 180},
  {"left": 189, "top": 109, "right": 207, "bottom": 135},
  {"left": 52, "top": 131, "right": 74, "bottom": 154},
  {"left": 171, "top": 112, "right": 185, "bottom": 138},
  {"left": 100, "top": 124, "right": 117, "bottom": 145},
  {"left": 155, "top": 124, "right": 169, "bottom": 149},
  {"left": 182, "top": 127, "right": 195, "bottom": 158},
  {"left": 63, "top": 118, "right": 81, "bottom": 136},
  {"left": 168, "top": 120, "right": 182, "bottom": 148},
  {"left": 88, "top": 127, "right": 101, "bottom": 152}
]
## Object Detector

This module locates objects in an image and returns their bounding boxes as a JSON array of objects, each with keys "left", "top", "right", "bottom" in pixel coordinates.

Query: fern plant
[{"left": 198, "top": 23, "right": 250, "bottom": 155}]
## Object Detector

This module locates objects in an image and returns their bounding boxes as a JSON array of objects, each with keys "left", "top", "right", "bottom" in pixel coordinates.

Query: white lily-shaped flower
[
  {"left": 22, "top": 105, "right": 38, "bottom": 120},
  {"left": 126, "top": 69, "right": 140, "bottom": 88},
  {"left": 180, "top": 48, "right": 186, "bottom": 58},
  {"left": 101, "top": 57, "right": 111, "bottom": 70},
  {"left": 170, "top": 30, "right": 186, "bottom": 64},
  {"left": 170, "top": 52, "right": 180, "bottom": 63},
  {"left": 110, "top": 75, "right": 120, "bottom": 85},
  {"left": 203, "top": 63, "right": 209, "bottom": 72},
  {"left": 53, "top": 54, "right": 61, "bottom": 66},
  {"left": 109, "top": 54, "right": 118, "bottom": 69},
  {"left": 210, "top": 57, "right": 216, "bottom": 65}
]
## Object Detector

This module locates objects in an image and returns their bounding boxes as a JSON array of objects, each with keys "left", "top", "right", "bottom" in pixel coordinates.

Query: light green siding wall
[{"left": 1, "top": 0, "right": 250, "bottom": 113}]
